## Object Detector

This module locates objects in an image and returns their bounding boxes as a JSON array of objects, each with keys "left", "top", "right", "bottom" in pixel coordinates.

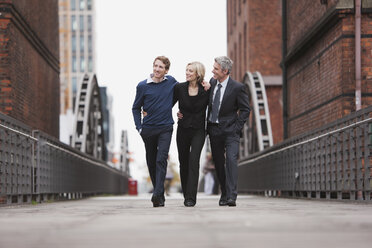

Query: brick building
[
  {"left": 0, "top": 0, "right": 60, "bottom": 137},
  {"left": 227, "top": 0, "right": 283, "bottom": 144},
  {"left": 283, "top": 0, "right": 372, "bottom": 137}
]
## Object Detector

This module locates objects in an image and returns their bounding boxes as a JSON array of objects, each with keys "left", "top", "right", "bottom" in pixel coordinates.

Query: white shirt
[
  {"left": 146, "top": 74, "right": 168, "bottom": 84},
  {"left": 210, "top": 76, "right": 229, "bottom": 123}
]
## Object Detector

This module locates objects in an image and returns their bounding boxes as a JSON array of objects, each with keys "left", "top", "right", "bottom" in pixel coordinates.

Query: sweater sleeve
[{"left": 132, "top": 83, "right": 145, "bottom": 131}]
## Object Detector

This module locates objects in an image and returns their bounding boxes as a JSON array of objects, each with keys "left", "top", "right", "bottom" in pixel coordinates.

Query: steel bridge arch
[
  {"left": 239, "top": 71, "right": 273, "bottom": 160},
  {"left": 71, "top": 74, "right": 106, "bottom": 160}
]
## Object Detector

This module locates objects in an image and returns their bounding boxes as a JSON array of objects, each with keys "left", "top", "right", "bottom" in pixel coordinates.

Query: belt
[{"left": 207, "top": 122, "right": 219, "bottom": 126}]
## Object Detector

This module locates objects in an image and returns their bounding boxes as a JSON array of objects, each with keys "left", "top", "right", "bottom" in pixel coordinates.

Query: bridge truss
[
  {"left": 71, "top": 74, "right": 105, "bottom": 160},
  {"left": 239, "top": 71, "right": 273, "bottom": 160}
]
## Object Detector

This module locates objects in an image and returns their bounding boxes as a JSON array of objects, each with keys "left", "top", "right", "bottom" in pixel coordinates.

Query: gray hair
[{"left": 214, "top": 56, "right": 233, "bottom": 74}]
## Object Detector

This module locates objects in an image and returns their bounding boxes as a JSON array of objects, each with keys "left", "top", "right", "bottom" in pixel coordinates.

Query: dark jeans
[
  {"left": 141, "top": 126, "right": 173, "bottom": 198},
  {"left": 176, "top": 126, "right": 206, "bottom": 203},
  {"left": 208, "top": 126, "right": 240, "bottom": 201}
]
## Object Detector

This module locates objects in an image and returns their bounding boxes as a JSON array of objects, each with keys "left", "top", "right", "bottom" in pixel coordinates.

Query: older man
[{"left": 207, "top": 56, "right": 250, "bottom": 207}]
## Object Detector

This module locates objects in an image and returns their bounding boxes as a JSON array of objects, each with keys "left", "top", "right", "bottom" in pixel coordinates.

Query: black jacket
[{"left": 174, "top": 82, "right": 210, "bottom": 129}]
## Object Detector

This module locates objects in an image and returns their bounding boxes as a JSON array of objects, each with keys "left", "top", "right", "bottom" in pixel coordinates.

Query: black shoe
[
  {"left": 219, "top": 197, "right": 228, "bottom": 206},
  {"left": 184, "top": 200, "right": 195, "bottom": 207},
  {"left": 227, "top": 198, "right": 236, "bottom": 207},
  {"left": 151, "top": 195, "right": 165, "bottom": 207}
]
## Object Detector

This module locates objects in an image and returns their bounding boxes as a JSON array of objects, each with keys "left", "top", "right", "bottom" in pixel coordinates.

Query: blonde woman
[{"left": 173, "top": 62, "right": 210, "bottom": 207}]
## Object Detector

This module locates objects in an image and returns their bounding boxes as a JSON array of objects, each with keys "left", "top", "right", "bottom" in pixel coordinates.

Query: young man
[
  {"left": 132, "top": 56, "right": 178, "bottom": 207},
  {"left": 207, "top": 56, "right": 250, "bottom": 207}
]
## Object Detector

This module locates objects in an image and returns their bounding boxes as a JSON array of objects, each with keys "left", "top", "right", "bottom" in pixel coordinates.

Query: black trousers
[{"left": 176, "top": 126, "right": 205, "bottom": 203}]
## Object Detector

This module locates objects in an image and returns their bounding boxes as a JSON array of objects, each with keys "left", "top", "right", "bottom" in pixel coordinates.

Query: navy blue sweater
[{"left": 132, "top": 75, "right": 178, "bottom": 131}]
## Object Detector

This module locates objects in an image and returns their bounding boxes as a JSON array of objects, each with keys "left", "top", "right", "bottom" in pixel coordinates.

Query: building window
[
  {"left": 233, "top": 0, "right": 237, "bottom": 26},
  {"left": 71, "top": 15, "right": 77, "bottom": 31},
  {"left": 80, "top": 34, "right": 84, "bottom": 53},
  {"left": 88, "top": 35, "right": 92, "bottom": 52},
  {"left": 87, "top": 0, "right": 92, "bottom": 10},
  {"left": 79, "top": 0, "right": 85, "bottom": 10},
  {"left": 72, "top": 77, "right": 77, "bottom": 95},
  {"left": 244, "top": 22, "right": 247, "bottom": 70},
  {"left": 72, "top": 76, "right": 77, "bottom": 110},
  {"left": 80, "top": 15, "right": 84, "bottom": 32},
  {"left": 239, "top": 33, "right": 242, "bottom": 79},
  {"left": 72, "top": 56, "right": 77, "bottom": 72},
  {"left": 234, "top": 43, "right": 237, "bottom": 77},
  {"left": 88, "top": 15, "right": 92, "bottom": 32},
  {"left": 88, "top": 56, "right": 93, "bottom": 72},
  {"left": 229, "top": 1, "right": 233, "bottom": 35},
  {"left": 59, "top": 15, "right": 63, "bottom": 27},
  {"left": 80, "top": 56, "right": 85, "bottom": 72},
  {"left": 72, "top": 34, "right": 76, "bottom": 52},
  {"left": 71, "top": 0, "right": 76, "bottom": 11}
]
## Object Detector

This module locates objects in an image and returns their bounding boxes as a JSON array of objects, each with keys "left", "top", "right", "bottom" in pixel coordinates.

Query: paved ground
[{"left": 0, "top": 193, "right": 371, "bottom": 248}]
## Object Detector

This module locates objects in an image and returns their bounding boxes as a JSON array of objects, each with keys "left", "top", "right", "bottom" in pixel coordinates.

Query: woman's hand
[
  {"left": 177, "top": 110, "right": 183, "bottom": 120},
  {"left": 142, "top": 110, "right": 148, "bottom": 117},
  {"left": 201, "top": 80, "right": 211, "bottom": 91}
]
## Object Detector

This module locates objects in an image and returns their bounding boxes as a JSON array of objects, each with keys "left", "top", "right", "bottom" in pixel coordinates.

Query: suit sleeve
[
  {"left": 236, "top": 83, "right": 250, "bottom": 131},
  {"left": 132, "top": 84, "right": 144, "bottom": 131}
]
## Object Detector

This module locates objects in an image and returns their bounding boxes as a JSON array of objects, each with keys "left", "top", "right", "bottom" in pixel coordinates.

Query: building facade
[
  {"left": 283, "top": 0, "right": 372, "bottom": 137},
  {"left": 0, "top": 0, "right": 60, "bottom": 137},
  {"left": 100, "top": 86, "right": 116, "bottom": 163},
  {"left": 58, "top": 0, "right": 96, "bottom": 142},
  {"left": 227, "top": 0, "right": 283, "bottom": 144}
]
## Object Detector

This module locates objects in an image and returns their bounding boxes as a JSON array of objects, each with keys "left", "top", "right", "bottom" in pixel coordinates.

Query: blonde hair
[{"left": 187, "top": 61, "right": 205, "bottom": 84}]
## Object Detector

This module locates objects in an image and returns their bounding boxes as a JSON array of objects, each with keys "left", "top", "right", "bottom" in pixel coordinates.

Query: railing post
[
  {"left": 363, "top": 121, "right": 371, "bottom": 200},
  {"left": 356, "top": 121, "right": 363, "bottom": 200},
  {"left": 337, "top": 131, "right": 343, "bottom": 200},
  {"left": 32, "top": 130, "right": 40, "bottom": 202},
  {"left": 0, "top": 125, "right": 4, "bottom": 203}
]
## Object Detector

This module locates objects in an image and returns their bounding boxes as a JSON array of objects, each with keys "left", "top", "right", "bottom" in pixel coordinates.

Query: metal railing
[
  {"left": 0, "top": 113, "right": 128, "bottom": 205},
  {"left": 238, "top": 105, "right": 372, "bottom": 201}
]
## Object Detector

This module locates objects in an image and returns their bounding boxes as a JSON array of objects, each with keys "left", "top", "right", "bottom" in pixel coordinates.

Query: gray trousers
[{"left": 208, "top": 126, "right": 240, "bottom": 201}]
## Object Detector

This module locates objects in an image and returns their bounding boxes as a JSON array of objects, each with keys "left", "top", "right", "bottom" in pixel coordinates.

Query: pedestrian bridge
[
  {"left": 0, "top": 105, "right": 371, "bottom": 205},
  {"left": 0, "top": 193, "right": 371, "bottom": 248},
  {"left": 0, "top": 105, "right": 371, "bottom": 247}
]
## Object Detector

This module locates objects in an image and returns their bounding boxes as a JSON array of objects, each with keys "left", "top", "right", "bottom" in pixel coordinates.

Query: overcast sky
[{"left": 96, "top": 0, "right": 227, "bottom": 182}]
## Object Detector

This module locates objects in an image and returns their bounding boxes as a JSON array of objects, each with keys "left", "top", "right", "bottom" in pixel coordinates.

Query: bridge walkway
[{"left": 0, "top": 194, "right": 371, "bottom": 248}]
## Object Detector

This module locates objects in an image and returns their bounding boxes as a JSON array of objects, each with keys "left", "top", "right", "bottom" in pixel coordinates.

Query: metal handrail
[
  {"left": 0, "top": 113, "right": 128, "bottom": 205},
  {"left": 238, "top": 105, "right": 372, "bottom": 201},
  {"left": 240, "top": 117, "right": 372, "bottom": 165}
]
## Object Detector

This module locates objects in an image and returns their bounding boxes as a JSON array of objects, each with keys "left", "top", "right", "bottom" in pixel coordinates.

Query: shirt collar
[
  {"left": 217, "top": 76, "right": 229, "bottom": 88},
  {"left": 146, "top": 74, "right": 168, "bottom": 84}
]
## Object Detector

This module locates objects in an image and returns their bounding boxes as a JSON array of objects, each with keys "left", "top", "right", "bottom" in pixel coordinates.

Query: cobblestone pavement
[{"left": 0, "top": 194, "right": 371, "bottom": 248}]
